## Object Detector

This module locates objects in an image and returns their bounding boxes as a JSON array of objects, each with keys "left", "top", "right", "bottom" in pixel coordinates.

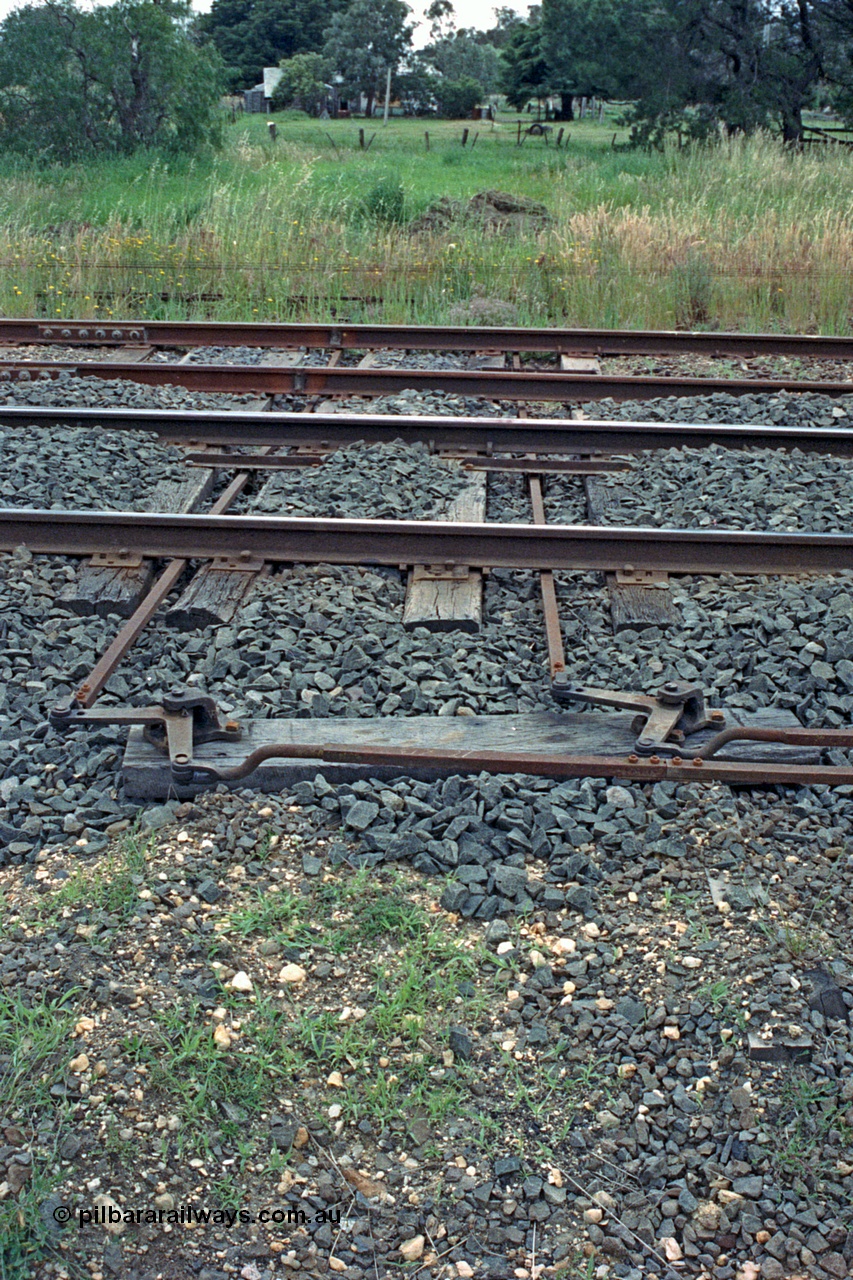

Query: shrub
[
  {"left": 362, "top": 178, "right": 406, "bottom": 224},
  {"left": 435, "top": 76, "right": 482, "bottom": 119}
]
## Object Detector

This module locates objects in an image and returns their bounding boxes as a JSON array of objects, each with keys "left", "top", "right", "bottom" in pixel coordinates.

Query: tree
[
  {"left": 482, "top": 7, "right": 526, "bottom": 49},
  {"left": 199, "top": 0, "right": 344, "bottom": 93},
  {"left": 500, "top": 15, "right": 550, "bottom": 110},
  {"left": 394, "top": 55, "right": 439, "bottom": 114},
  {"left": 435, "top": 75, "right": 482, "bottom": 116},
  {"left": 0, "top": 0, "right": 223, "bottom": 159},
  {"left": 323, "top": 0, "right": 414, "bottom": 116},
  {"left": 426, "top": 29, "right": 502, "bottom": 95},
  {"left": 271, "top": 51, "right": 328, "bottom": 113},
  {"left": 537, "top": 0, "right": 835, "bottom": 144},
  {"left": 616, "top": 0, "right": 823, "bottom": 144},
  {"left": 425, "top": 0, "right": 455, "bottom": 40},
  {"left": 811, "top": 0, "right": 853, "bottom": 123},
  {"left": 538, "top": 0, "right": 661, "bottom": 119}
]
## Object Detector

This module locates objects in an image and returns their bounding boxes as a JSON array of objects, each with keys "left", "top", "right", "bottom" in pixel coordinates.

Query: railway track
[
  {"left": 2, "top": 358, "right": 852, "bottom": 403},
  {"left": 3, "top": 316, "right": 853, "bottom": 359},
  {"left": 3, "top": 321, "right": 853, "bottom": 799},
  {"left": 5, "top": 322, "right": 853, "bottom": 1280},
  {"left": 2, "top": 404, "right": 853, "bottom": 455},
  {"left": 1, "top": 317, "right": 853, "bottom": 402}
]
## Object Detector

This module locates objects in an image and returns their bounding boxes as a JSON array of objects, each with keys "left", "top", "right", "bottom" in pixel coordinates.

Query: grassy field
[{"left": 0, "top": 108, "right": 852, "bottom": 331}]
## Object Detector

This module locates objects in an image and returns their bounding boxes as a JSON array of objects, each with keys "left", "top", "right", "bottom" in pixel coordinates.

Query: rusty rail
[
  {"left": 7, "top": 509, "right": 853, "bottom": 576},
  {"left": 5, "top": 318, "right": 853, "bottom": 360},
  {"left": 2, "top": 359, "right": 853, "bottom": 401},
  {"left": 3, "top": 405, "right": 853, "bottom": 455}
]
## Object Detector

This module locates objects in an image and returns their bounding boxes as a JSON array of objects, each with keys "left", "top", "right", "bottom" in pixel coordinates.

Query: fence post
[
  {"left": 461, "top": 128, "right": 469, "bottom": 146},
  {"left": 424, "top": 131, "right": 430, "bottom": 150},
  {"left": 359, "top": 127, "right": 365, "bottom": 149}
]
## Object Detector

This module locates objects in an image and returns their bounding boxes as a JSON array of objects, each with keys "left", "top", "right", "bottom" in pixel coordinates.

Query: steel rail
[
  {"left": 3, "top": 360, "right": 853, "bottom": 401},
  {"left": 2, "top": 405, "right": 853, "bottom": 455},
  {"left": 6, "top": 510, "right": 853, "bottom": 576},
  {"left": 6, "top": 318, "right": 853, "bottom": 359}
]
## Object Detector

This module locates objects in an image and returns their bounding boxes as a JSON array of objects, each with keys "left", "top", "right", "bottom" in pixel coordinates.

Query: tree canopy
[
  {"left": 0, "top": 0, "right": 223, "bottom": 160},
  {"left": 322, "top": 0, "right": 414, "bottom": 116},
  {"left": 270, "top": 51, "right": 328, "bottom": 113},
  {"left": 502, "top": 0, "right": 853, "bottom": 142},
  {"left": 199, "top": 0, "right": 345, "bottom": 93}
]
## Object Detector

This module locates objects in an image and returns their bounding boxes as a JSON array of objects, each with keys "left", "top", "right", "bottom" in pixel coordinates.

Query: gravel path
[{"left": 2, "top": 374, "right": 853, "bottom": 1280}]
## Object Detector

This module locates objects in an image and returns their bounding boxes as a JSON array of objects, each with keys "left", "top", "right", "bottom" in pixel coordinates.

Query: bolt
[
  {"left": 78, "top": 329, "right": 89, "bottom": 339},
  {"left": 710, "top": 710, "right": 725, "bottom": 722},
  {"left": 623, "top": 564, "right": 634, "bottom": 574},
  {"left": 637, "top": 736, "right": 653, "bottom": 746},
  {"left": 61, "top": 329, "right": 71, "bottom": 338},
  {"left": 671, "top": 756, "right": 683, "bottom": 765},
  {"left": 95, "top": 328, "right": 106, "bottom": 339},
  {"left": 43, "top": 328, "right": 53, "bottom": 338},
  {"left": 649, "top": 755, "right": 661, "bottom": 764},
  {"left": 628, "top": 753, "right": 639, "bottom": 764},
  {"left": 225, "top": 720, "right": 240, "bottom": 732},
  {"left": 239, "top": 550, "right": 252, "bottom": 561},
  {"left": 111, "top": 329, "right": 123, "bottom": 339},
  {"left": 174, "top": 753, "right": 189, "bottom": 764},
  {"left": 692, "top": 758, "right": 703, "bottom": 766},
  {"left": 663, "top": 681, "right": 679, "bottom": 692}
]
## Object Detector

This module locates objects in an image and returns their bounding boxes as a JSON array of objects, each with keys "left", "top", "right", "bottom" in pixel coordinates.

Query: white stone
[
  {"left": 279, "top": 963, "right": 307, "bottom": 984},
  {"left": 399, "top": 1235, "right": 425, "bottom": 1261}
]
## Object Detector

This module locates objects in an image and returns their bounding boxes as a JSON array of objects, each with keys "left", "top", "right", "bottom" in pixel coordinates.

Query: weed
[
  {"left": 362, "top": 178, "right": 406, "bottom": 225},
  {"left": 0, "top": 1131, "right": 68, "bottom": 1280},
  {"left": 0, "top": 989, "right": 77, "bottom": 1111},
  {"left": 696, "top": 979, "right": 747, "bottom": 1031},
  {"left": 25, "top": 828, "right": 152, "bottom": 932},
  {"left": 671, "top": 247, "right": 714, "bottom": 326},
  {"left": 770, "top": 1074, "right": 853, "bottom": 1186},
  {"left": 0, "top": 992, "right": 78, "bottom": 1279},
  {"left": 226, "top": 885, "right": 303, "bottom": 939},
  {"left": 128, "top": 996, "right": 298, "bottom": 1132}
]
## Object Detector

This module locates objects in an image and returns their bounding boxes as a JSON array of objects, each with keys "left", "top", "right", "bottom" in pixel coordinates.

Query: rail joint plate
[{"left": 39, "top": 324, "right": 147, "bottom": 343}]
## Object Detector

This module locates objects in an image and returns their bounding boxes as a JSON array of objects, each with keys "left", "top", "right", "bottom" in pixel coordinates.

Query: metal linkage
[
  {"left": 2, "top": 359, "right": 852, "bottom": 402},
  {"left": 49, "top": 686, "right": 853, "bottom": 789},
  {"left": 0, "top": 317, "right": 851, "bottom": 360},
  {"left": 552, "top": 680, "right": 723, "bottom": 754},
  {"left": 3, "top": 405, "right": 853, "bottom": 457},
  {"left": 50, "top": 690, "right": 241, "bottom": 780}
]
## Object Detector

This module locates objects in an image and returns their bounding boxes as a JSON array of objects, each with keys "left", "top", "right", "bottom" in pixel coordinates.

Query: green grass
[
  {"left": 3, "top": 829, "right": 152, "bottom": 938},
  {"left": 128, "top": 994, "right": 300, "bottom": 1133},
  {"left": 1, "top": 108, "right": 851, "bottom": 331},
  {"left": 126, "top": 865, "right": 486, "bottom": 1141},
  {"left": 770, "top": 1074, "right": 853, "bottom": 1188},
  {"left": 0, "top": 991, "right": 77, "bottom": 1280}
]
